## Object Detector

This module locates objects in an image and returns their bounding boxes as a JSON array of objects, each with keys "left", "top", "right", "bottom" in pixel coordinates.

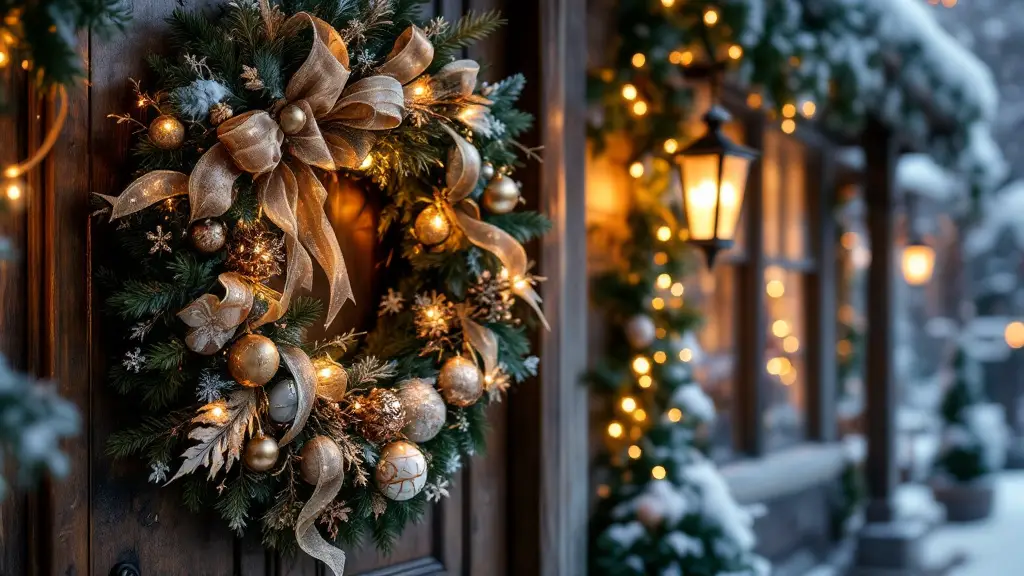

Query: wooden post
[
  {"left": 862, "top": 117, "right": 899, "bottom": 523},
  {"left": 505, "top": 0, "right": 589, "bottom": 574},
  {"left": 807, "top": 145, "right": 838, "bottom": 442},
  {"left": 736, "top": 115, "right": 767, "bottom": 457}
]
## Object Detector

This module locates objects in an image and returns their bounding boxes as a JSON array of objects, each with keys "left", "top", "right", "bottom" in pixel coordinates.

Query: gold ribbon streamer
[
  {"left": 177, "top": 273, "right": 255, "bottom": 355},
  {"left": 278, "top": 344, "right": 317, "bottom": 447},
  {"left": 457, "top": 305, "right": 499, "bottom": 376},
  {"left": 439, "top": 125, "right": 550, "bottom": 330},
  {"left": 96, "top": 171, "right": 189, "bottom": 220},
  {"left": 295, "top": 436, "right": 347, "bottom": 576}
]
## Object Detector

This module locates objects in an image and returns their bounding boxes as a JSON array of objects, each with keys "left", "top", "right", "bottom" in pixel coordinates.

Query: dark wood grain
[
  {"left": 506, "top": 0, "right": 590, "bottom": 574},
  {"left": 0, "top": 58, "right": 30, "bottom": 576},
  {"left": 88, "top": 1, "right": 237, "bottom": 574}
]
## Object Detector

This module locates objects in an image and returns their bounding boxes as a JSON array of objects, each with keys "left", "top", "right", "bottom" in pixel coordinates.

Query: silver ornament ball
[
  {"left": 267, "top": 379, "right": 298, "bottom": 423},
  {"left": 279, "top": 104, "right": 308, "bottom": 135},
  {"left": 625, "top": 314, "right": 657, "bottom": 349},
  {"left": 481, "top": 162, "right": 496, "bottom": 180},
  {"left": 375, "top": 440, "right": 428, "bottom": 501},
  {"left": 396, "top": 379, "right": 447, "bottom": 443}
]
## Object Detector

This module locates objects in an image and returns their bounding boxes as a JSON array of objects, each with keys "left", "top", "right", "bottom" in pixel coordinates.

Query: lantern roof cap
[{"left": 677, "top": 105, "right": 759, "bottom": 160}]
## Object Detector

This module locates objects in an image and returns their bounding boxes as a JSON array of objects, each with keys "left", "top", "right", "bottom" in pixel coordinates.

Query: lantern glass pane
[
  {"left": 902, "top": 244, "right": 935, "bottom": 285},
  {"left": 716, "top": 154, "right": 751, "bottom": 240},
  {"left": 680, "top": 154, "right": 722, "bottom": 241}
]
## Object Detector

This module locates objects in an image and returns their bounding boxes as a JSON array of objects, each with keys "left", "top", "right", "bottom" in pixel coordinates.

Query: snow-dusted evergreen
[
  {"left": 588, "top": 156, "right": 766, "bottom": 575},
  {"left": 935, "top": 349, "right": 1009, "bottom": 482},
  {"left": 0, "top": 355, "right": 79, "bottom": 498}
]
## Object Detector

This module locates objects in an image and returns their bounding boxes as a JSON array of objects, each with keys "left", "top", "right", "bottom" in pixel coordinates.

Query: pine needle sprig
[{"left": 429, "top": 10, "right": 505, "bottom": 70}]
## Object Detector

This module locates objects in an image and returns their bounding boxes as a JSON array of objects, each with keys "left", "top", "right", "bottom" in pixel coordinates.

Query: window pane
[
  {"left": 693, "top": 263, "right": 738, "bottom": 459},
  {"left": 763, "top": 266, "right": 806, "bottom": 449},
  {"left": 783, "top": 137, "right": 808, "bottom": 260},
  {"left": 762, "top": 130, "right": 781, "bottom": 258}
]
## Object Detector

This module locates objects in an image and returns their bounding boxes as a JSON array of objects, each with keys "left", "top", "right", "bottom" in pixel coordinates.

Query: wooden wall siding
[{"left": 0, "top": 0, "right": 591, "bottom": 574}]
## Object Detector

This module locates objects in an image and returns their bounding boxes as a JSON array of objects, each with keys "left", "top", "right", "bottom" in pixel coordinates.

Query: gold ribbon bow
[
  {"left": 440, "top": 125, "right": 550, "bottom": 330},
  {"left": 178, "top": 273, "right": 254, "bottom": 355},
  {"left": 100, "top": 14, "right": 441, "bottom": 329}
]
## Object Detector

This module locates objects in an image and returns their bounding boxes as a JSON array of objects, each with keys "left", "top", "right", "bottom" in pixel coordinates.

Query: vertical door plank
[
  {"left": 88, "top": 1, "right": 236, "bottom": 573},
  {"left": 0, "top": 63, "right": 30, "bottom": 576},
  {"left": 463, "top": 0, "right": 509, "bottom": 574},
  {"left": 506, "top": 0, "right": 589, "bottom": 574},
  {"left": 47, "top": 75, "right": 93, "bottom": 576}
]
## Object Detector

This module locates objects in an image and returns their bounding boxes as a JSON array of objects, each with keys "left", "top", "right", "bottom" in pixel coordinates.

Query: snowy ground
[{"left": 923, "top": 471, "right": 1024, "bottom": 574}]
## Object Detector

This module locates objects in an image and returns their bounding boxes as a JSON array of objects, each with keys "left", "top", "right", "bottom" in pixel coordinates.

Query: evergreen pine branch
[
  {"left": 146, "top": 338, "right": 187, "bottom": 371},
  {"left": 106, "top": 410, "right": 191, "bottom": 459},
  {"left": 486, "top": 211, "right": 552, "bottom": 243},
  {"left": 429, "top": 11, "right": 505, "bottom": 70},
  {"left": 140, "top": 369, "right": 187, "bottom": 410},
  {"left": 487, "top": 74, "right": 526, "bottom": 108},
  {"left": 107, "top": 279, "right": 177, "bottom": 319}
]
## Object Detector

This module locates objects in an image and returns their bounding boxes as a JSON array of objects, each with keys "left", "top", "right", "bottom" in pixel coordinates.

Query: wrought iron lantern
[{"left": 674, "top": 105, "right": 759, "bottom": 266}]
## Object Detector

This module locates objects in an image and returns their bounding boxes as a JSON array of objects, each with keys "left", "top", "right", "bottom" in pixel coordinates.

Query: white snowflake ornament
[
  {"left": 423, "top": 479, "right": 450, "bottom": 502},
  {"left": 148, "top": 461, "right": 170, "bottom": 484},
  {"left": 146, "top": 225, "right": 172, "bottom": 254},
  {"left": 123, "top": 348, "right": 145, "bottom": 373},
  {"left": 378, "top": 288, "right": 405, "bottom": 316}
]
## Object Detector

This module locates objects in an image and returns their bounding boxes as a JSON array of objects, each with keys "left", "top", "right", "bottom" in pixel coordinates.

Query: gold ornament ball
[
  {"left": 414, "top": 205, "right": 451, "bottom": 246},
  {"left": 375, "top": 440, "right": 428, "bottom": 501},
  {"left": 228, "top": 334, "right": 280, "bottom": 387},
  {"left": 279, "top": 104, "right": 308, "bottom": 135},
  {"left": 149, "top": 114, "right": 186, "bottom": 150},
  {"left": 300, "top": 435, "right": 344, "bottom": 485},
  {"left": 314, "top": 358, "right": 349, "bottom": 402},
  {"left": 244, "top": 433, "right": 280, "bottom": 472},
  {"left": 437, "top": 356, "right": 484, "bottom": 407},
  {"left": 482, "top": 174, "right": 521, "bottom": 214},
  {"left": 189, "top": 218, "right": 227, "bottom": 254},
  {"left": 353, "top": 388, "right": 406, "bottom": 443},
  {"left": 396, "top": 378, "right": 447, "bottom": 443}
]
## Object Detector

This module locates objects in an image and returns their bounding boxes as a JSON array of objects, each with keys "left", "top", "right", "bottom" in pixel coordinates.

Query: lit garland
[
  {"left": 588, "top": 157, "right": 767, "bottom": 575},
  {"left": 587, "top": 0, "right": 1000, "bottom": 188}
]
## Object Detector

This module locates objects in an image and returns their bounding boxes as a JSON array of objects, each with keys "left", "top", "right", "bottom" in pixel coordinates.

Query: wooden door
[{"left": 0, "top": 0, "right": 587, "bottom": 575}]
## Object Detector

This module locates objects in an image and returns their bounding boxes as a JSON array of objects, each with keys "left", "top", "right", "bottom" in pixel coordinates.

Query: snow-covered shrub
[
  {"left": 0, "top": 354, "right": 79, "bottom": 498},
  {"left": 934, "top": 349, "right": 1009, "bottom": 482},
  {"left": 593, "top": 448, "right": 769, "bottom": 576}
]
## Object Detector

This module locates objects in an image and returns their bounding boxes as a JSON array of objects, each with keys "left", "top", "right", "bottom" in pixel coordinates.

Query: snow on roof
[
  {"left": 810, "top": 0, "right": 1004, "bottom": 187},
  {"left": 896, "top": 154, "right": 960, "bottom": 201},
  {"left": 964, "top": 180, "right": 1024, "bottom": 256},
  {"left": 871, "top": 0, "right": 997, "bottom": 123}
]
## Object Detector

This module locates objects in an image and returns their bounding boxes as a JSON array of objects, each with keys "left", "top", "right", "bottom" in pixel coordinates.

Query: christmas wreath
[{"left": 97, "top": 1, "right": 548, "bottom": 572}]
